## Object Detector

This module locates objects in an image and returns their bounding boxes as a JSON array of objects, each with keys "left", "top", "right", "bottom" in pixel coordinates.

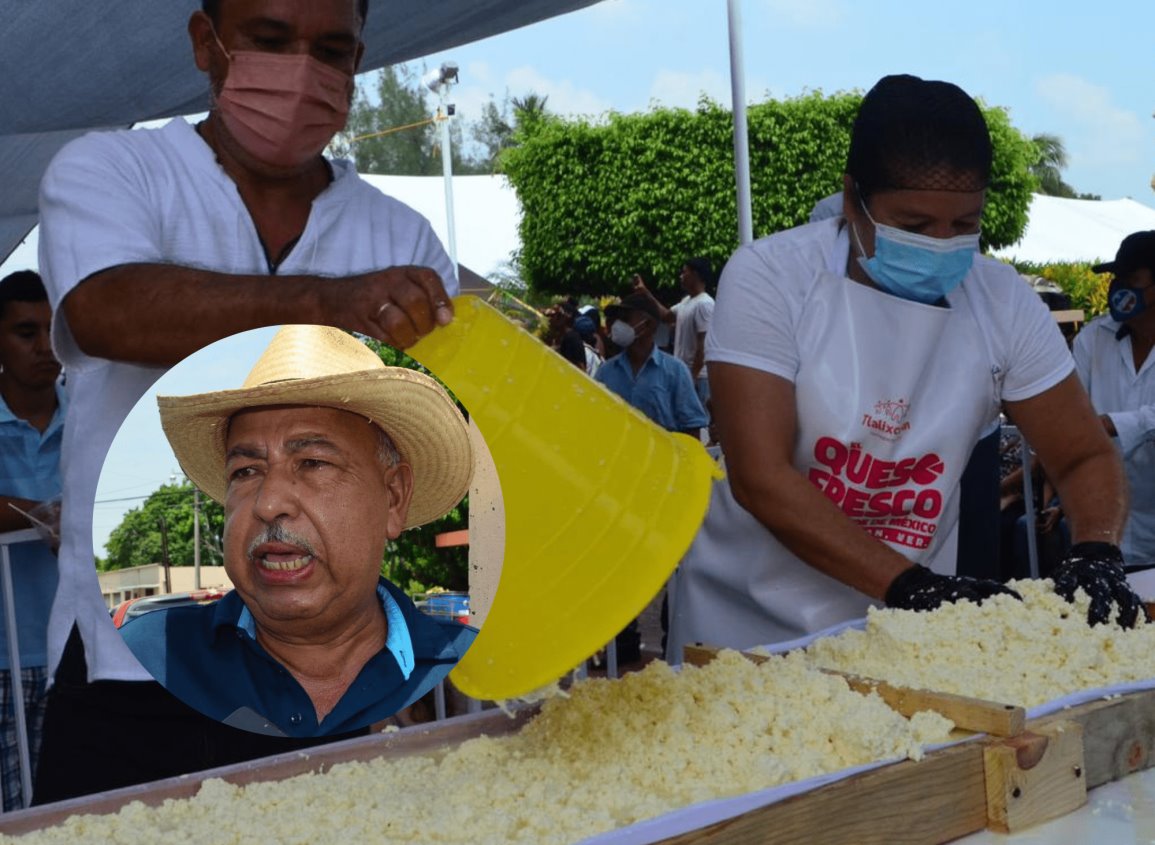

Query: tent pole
[{"left": 727, "top": 0, "right": 753, "bottom": 245}]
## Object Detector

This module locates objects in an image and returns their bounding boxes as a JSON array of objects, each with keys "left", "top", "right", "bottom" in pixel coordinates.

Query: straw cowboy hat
[{"left": 158, "top": 325, "right": 474, "bottom": 528}]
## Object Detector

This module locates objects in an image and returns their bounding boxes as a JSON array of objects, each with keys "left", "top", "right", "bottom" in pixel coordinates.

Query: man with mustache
[{"left": 117, "top": 325, "right": 477, "bottom": 739}]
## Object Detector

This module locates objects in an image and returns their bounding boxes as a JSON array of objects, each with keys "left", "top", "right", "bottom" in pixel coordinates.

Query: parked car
[{"left": 110, "top": 588, "right": 229, "bottom": 628}]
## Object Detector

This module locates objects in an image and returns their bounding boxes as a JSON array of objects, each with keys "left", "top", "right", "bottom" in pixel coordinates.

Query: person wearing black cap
[
  {"left": 596, "top": 293, "right": 707, "bottom": 438},
  {"left": 1072, "top": 231, "right": 1155, "bottom": 568},
  {"left": 668, "top": 74, "right": 1139, "bottom": 655}
]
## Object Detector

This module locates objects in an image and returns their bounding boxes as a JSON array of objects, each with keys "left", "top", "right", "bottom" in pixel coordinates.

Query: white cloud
[
  {"left": 762, "top": 0, "right": 844, "bottom": 28},
  {"left": 648, "top": 68, "right": 731, "bottom": 109},
  {"left": 1035, "top": 73, "right": 1144, "bottom": 166},
  {"left": 504, "top": 66, "right": 613, "bottom": 117}
]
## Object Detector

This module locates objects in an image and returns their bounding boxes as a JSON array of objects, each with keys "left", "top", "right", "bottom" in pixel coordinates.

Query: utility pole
[
  {"left": 193, "top": 487, "right": 202, "bottom": 590},
  {"left": 158, "top": 516, "right": 172, "bottom": 594}
]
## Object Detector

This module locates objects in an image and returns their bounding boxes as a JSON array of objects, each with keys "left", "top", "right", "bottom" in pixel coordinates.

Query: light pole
[
  {"left": 727, "top": 0, "right": 752, "bottom": 245},
  {"left": 423, "top": 62, "right": 460, "bottom": 271}
]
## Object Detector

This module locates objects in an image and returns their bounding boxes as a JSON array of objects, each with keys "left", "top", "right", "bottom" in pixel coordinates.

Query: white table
[{"left": 956, "top": 765, "right": 1155, "bottom": 843}]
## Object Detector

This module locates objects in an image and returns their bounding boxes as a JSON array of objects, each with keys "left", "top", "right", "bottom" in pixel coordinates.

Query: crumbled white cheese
[
  {"left": 805, "top": 579, "right": 1155, "bottom": 708},
  {"left": 4, "top": 651, "right": 952, "bottom": 844}
]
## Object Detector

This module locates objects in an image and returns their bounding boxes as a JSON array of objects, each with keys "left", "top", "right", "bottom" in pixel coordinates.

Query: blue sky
[
  {"left": 414, "top": 0, "right": 1152, "bottom": 202},
  {"left": 79, "top": 0, "right": 1155, "bottom": 551}
]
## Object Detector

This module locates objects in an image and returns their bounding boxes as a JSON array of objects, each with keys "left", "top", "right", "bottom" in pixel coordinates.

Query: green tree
[
  {"left": 1031, "top": 132, "right": 1070, "bottom": 197},
  {"left": 339, "top": 65, "right": 440, "bottom": 175},
  {"left": 1028, "top": 133, "right": 1100, "bottom": 200},
  {"left": 102, "top": 481, "right": 225, "bottom": 571},
  {"left": 336, "top": 64, "right": 505, "bottom": 177},
  {"left": 503, "top": 91, "right": 1041, "bottom": 298}
]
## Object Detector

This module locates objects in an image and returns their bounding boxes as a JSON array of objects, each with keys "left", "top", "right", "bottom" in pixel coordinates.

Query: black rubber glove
[
  {"left": 885, "top": 564, "right": 1021, "bottom": 612},
  {"left": 1051, "top": 542, "right": 1148, "bottom": 628}
]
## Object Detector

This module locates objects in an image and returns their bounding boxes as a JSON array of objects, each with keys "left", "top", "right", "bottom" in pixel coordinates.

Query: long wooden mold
[
  {"left": 0, "top": 705, "right": 538, "bottom": 838},
  {"left": 3, "top": 661, "right": 1154, "bottom": 843}
]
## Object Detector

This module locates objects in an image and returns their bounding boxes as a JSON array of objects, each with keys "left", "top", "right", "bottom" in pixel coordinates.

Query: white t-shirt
[
  {"left": 1073, "top": 316, "right": 1155, "bottom": 565},
  {"left": 671, "top": 291, "right": 714, "bottom": 379},
  {"left": 675, "top": 218, "right": 1072, "bottom": 648},
  {"left": 38, "top": 118, "right": 458, "bottom": 682}
]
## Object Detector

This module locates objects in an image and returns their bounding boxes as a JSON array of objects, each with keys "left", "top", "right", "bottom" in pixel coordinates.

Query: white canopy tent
[
  {"left": 0, "top": 172, "right": 523, "bottom": 283},
  {"left": 0, "top": 0, "right": 601, "bottom": 266},
  {"left": 992, "top": 194, "right": 1155, "bottom": 266}
]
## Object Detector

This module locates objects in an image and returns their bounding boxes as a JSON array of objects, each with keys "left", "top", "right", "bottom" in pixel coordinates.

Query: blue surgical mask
[
  {"left": 853, "top": 203, "right": 980, "bottom": 305},
  {"left": 1108, "top": 284, "right": 1150, "bottom": 323}
]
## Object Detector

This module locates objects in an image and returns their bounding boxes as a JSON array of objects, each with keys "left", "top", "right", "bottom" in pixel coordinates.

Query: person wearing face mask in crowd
[
  {"left": 595, "top": 294, "right": 707, "bottom": 439},
  {"left": 33, "top": 0, "right": 459, "bottom": 803},
  {"left": 667, "top": 75, "right": 1140, "bottom": 660},
  {"left": 1072, "top": 231, "right": 1155, "bottom": 569}
]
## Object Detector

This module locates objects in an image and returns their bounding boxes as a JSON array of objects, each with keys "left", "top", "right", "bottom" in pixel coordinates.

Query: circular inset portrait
[{"left": 96, "top": 325, "right": 495, "bottom": 738}]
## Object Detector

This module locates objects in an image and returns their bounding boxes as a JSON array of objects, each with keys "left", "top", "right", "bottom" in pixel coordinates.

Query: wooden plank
[
  {"left": 983, "top": 721, "right": 1086, "bottom": 832},
  {"left": 684, "top": 644, "right": 1026, "bottom": 736},
  {"left": 1050, "top": 309, "right": 1085, "bottom": 325},
  {"left": 656, "top": 743, "right": 988, "bottom": 845},
  {"left": 0, "top": 705, "right": 538, "bottom": 836},
  {"left": 1029, "top": 689, "right": 1155, "bottom": 789},
  {"left": 829, "top": 672, "right": 1025, "bottom": 737}
]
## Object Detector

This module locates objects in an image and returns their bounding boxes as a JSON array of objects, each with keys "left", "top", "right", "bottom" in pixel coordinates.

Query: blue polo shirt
[
  {"left": 0, "top": 386, "right": 65, "bottom": 670},
  {"left": 120, "top": 577, "right": 476, "bottom": 737},
  {"left": 595, "top": 346, "right": 708, "bottom": 432}
]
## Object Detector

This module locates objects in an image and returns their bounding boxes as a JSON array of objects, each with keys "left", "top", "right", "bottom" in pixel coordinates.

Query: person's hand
[
  {"left": 885, "top": 564, "right": 1021, "bottom": 612},
  {"left": 27, "top": 499, "right": 61, "bottom": 554},
  {"left": 631, "top": 273, "right": 648, "bottom": 294},
  {"left": 1037, "top": 506, "right": 1062, "bottom": 534},
  {"left": 1051, "top": 541, "right": 1147, "bottom": 628},
  {"left": 326, "top": 266, "right": 454, "bottom": 349}
]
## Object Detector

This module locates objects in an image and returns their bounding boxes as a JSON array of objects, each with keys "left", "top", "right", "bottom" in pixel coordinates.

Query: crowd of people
[{"left": 0, "top": 0, "right": 1151, "bottom": 818}]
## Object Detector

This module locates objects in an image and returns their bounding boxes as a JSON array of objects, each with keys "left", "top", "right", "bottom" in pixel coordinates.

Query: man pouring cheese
[{"left": 668, "top": 74, "right": 1143, "bottom": 657}]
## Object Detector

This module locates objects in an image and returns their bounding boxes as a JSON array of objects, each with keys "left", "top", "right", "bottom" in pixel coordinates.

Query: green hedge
[{"left": 502, "top": 92, "right": 1038, "bottom": 298}]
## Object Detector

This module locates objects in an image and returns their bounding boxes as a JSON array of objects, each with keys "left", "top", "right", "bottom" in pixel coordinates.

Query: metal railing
[
  {"left": 0, "top": 527, "right": 43, "bottom": 811},
  {"left": 1002, "top": 425, "right": 1040, "bottom": 579}
]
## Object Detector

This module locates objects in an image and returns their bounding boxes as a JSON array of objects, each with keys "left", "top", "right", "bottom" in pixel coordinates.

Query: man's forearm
[
  {"left": 1049, "top": 448, "right": 1127, "bottom": 545},
  {"left": 63, "top": 263, "right": 451, "bottom": 366}
]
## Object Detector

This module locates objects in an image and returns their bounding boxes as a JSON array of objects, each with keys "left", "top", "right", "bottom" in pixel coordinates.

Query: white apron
[{"left": 668, "top": 270, "right": 1000, "bottom": 658}]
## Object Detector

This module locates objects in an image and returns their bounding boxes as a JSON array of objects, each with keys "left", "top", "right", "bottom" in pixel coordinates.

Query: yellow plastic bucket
[{"left": 409, "top": 296, "right": 722, "bottom": 700}]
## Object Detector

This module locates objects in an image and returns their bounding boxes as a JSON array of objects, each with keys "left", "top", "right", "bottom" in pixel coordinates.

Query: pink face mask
[{"left": 212, "top": 31, "right": 353, "bottom": 170}]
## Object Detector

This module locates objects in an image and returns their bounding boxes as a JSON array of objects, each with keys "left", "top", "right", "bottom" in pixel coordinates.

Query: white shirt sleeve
[
  {"left": 706, "top": 240, "right": 806, "bottom": 382},
  {"left": 995, "top": 268, "right": 1075, "bottom": 402},
  {"left": 693, "top": 296, "right": 714, "bottom": 336},
  {"left": 38, "top": 132, "right": 168, "bottom": 368},
  {"left": 406, "top": 212, "right": 459, "bottom": 296},
  {"left": 1072, "top": 324, "right": 1093, "bottom": 389},
  {"left": 1110, "top": 404, "right": 1155, "bottom": 458}
]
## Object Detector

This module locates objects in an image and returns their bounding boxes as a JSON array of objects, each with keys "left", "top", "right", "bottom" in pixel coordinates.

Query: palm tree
[{"left": 1030, "top": 133, "right": 1075, "bottom": 198}]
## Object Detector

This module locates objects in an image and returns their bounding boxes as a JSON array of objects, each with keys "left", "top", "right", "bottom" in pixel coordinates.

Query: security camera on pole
[{"left": 424, "top": 62, "right": 460, "bottom": 271}]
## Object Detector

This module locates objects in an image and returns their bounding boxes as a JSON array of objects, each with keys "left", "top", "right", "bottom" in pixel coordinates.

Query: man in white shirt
[
  {"left": 1074, "top": 231, "right": 1155, "bottom": 566},
  {"left": 34, "top": 0, "right": 459, "bottom": 802}
]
